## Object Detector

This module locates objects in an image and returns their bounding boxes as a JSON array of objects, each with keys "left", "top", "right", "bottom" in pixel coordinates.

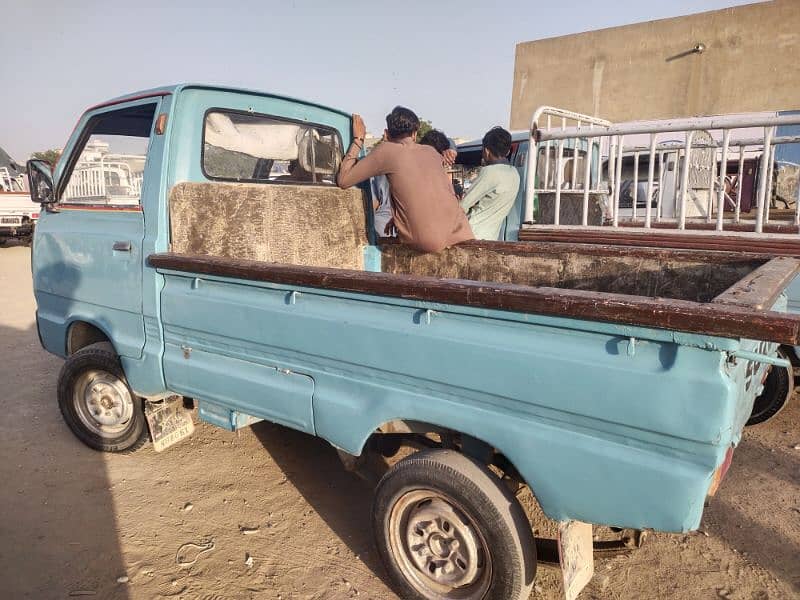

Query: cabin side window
[
  {"left": 60, "top": 103, "right": 156, "bottom": 206},
  {"left": 202, "top": 110, "right": 342, "bottom": 186}
]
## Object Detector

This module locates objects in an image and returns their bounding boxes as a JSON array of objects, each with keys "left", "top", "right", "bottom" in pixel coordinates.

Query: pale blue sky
[{"left": 1, "top": 0, "right": 757, "bottom": 161}]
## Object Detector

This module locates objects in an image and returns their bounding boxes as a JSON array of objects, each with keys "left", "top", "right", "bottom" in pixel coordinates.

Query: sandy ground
[{"left": 0, "top": 243, "right": 798, "bottom": 600}]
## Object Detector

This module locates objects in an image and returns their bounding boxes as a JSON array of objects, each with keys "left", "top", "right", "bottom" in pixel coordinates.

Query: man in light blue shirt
[{"left": 460, "top": 127, "right": 520, "bottom": 240}]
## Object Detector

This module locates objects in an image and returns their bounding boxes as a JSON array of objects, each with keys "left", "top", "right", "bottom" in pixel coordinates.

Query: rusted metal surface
[
  {"left": 148, "top": 252, "right": 800, "bottom": 345},
  {"left": 713, "top": 257, "right": 800, "bottom": 310}
]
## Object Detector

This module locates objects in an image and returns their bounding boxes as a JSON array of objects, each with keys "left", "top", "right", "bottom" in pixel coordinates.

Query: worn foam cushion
[{"left": 169, "top": 181, "right": 368, "bottom": 270}]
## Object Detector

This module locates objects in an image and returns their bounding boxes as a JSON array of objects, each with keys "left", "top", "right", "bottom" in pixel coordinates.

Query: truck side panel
[{"left": 157, "top": 268, "right": 743, "bottom": 532}]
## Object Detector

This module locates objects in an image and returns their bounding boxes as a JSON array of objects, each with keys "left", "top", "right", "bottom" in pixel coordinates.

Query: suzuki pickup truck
[{"left": 27, "top": 84, "right": 800, "bottom": 600}]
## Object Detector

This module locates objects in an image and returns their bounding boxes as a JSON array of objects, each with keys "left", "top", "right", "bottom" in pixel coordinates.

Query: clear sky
[{"left": 0, "top": 0, "right": 757, "bottom": 161}]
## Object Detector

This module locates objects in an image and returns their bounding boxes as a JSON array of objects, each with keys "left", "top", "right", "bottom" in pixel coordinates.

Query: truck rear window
[{"left": 202, "top": 110, "right": 342, "bottom": 186}]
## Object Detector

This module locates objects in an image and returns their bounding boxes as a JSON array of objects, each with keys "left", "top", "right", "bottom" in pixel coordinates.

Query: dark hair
[
  {"left": 482, "top": 126, "right": 512, "bottom": 159},
  {"left": 419, "top": 129, "right": 450, "bottom": 155},
  {"left": 386, "top": 106, "right": 420, "bottom": 139}
]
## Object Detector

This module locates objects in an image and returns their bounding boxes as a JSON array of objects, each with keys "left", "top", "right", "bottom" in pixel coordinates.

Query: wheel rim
[
  {"left": 73, "top": 369, "right": 134, "bottom": 438},
  {"left": 388, "top": 489, "right": 492, "bottom": 599}
]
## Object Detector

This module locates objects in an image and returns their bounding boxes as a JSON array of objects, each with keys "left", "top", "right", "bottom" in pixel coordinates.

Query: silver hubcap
[
  {"left": 389, "top": 490, "right": 491, "bottom": 599},
  {"left": 73, "top": 370, "right": 134, "bottom": 437}
]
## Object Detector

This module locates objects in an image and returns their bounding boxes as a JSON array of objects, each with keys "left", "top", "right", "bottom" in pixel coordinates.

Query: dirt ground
[{"left": 1, "top": 243, "right": 798, "bottom": 600}]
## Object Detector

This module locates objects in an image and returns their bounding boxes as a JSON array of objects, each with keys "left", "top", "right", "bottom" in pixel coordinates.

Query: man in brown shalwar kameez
[{"left": 337, "top": 106, "right": 474, "bottom": 253}]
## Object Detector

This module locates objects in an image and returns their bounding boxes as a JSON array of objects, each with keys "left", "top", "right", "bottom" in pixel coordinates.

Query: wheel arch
[
  {"left": 66, "top": 320, "right": 114, "bottom": 356},
  {"left": 359, "top": 418, "right": 528, "bottom": 489}
]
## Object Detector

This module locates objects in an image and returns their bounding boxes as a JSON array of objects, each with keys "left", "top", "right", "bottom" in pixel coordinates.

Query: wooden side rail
[
  {"left": 713, "top": 257, "right": 800, "bottom": 310},
  {"left": 148, "top": 252, "right": 800, "bottom": 345}
]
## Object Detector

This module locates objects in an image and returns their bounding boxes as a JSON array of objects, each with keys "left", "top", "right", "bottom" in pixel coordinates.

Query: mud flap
[
  {"left": 145, "top": 396, "right": 195, "bottom": 452},
  {"left": 558, "top": 520, "right": 594, "bottom": 600}
]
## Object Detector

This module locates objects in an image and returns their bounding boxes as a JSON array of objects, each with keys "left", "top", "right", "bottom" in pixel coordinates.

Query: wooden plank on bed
[
  {"left": 712, "top": 256, "right": 800, "bottom": 310},
  {"left": 148, "top": 252, "right": 800, "bottom": 345},
  {"left": 517, "top": 226, "right": 800, "bottom": 257}
]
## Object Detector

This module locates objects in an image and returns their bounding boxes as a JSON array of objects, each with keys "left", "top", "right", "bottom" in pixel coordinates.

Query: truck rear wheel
[
  {"left": 746, "top": 348, "right": 794, "bottom": 426},
  {"left": 57, "top": 342, "right": 148, "bottom": 452},
  {"left": 372, "top": 449, "right": 536, "bottom": 600}
]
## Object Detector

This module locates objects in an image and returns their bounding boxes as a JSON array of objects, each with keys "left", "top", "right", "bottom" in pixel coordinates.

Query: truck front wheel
[
  {"left": 57, "top": 342, "right": 148, "bottom": 452},
  {"left": 747, "top": 348, "right": 794, "bottom": 426},
  {"left": 372, "top": 449, "right": 536, "bottom": 600}
]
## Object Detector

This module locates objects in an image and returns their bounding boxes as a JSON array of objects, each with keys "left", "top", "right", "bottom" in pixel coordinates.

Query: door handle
[{"left": 113, "top": 241, "right": 132, "bottom": 252}]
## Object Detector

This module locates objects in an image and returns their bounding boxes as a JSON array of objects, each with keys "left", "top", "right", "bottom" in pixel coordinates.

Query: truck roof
[{"left": 86, "top": 83, "right": 352, "bottom": 119}]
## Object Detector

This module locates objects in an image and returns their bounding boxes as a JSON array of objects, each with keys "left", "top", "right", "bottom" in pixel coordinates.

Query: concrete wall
[{"left": 510, "top": 0, "right": 800, "bottom": 130}]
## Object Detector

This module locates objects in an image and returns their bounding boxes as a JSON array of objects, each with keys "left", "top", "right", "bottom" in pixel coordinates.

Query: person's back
[{"left": 337, "top": 107, "right": 473, "bottom": 253}]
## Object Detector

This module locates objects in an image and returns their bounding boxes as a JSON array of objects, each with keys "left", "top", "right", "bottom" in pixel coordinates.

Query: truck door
[{"left": 34, "top": 100, "right": 159, "bottom": 359}]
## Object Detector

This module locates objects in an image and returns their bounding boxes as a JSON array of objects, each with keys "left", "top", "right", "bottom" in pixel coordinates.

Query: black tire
[
  {"left": 57, "top": 342, "right": 148, "bottom": 452},
  {"left": 373, "top": 449, "right": 536, "bottom": 600},
  {"left": 746, "top": 348, "right": 794, "bottom": 426}
]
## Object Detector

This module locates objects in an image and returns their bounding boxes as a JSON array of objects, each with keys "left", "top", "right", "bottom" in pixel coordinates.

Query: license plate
[
  {"left": 145, "top": 397, "right": 195, "bottom": 452},
  {"left": 558, "top": 520, "right": 594, "bottom": 600},
  {"left": 1, "top": 217, "right": 21, "bottom": 225}
]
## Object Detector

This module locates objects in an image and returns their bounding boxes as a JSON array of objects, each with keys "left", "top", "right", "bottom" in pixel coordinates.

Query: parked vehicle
[
  {"left": 0, "top": 164, "right": 38, "bottom": 245},
  {"left": 27, "top": 85, "right": 800, "bottom": 600}
]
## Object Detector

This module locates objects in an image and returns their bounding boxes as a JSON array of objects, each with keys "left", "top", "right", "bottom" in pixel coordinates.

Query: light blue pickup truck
[{"left": 26, "top": 84, "right": 800, "bottom": 600}]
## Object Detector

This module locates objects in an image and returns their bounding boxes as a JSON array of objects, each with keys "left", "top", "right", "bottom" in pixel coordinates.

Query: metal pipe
[
  {"left": 544, "top": 115, "right": 552, "bottom": 189},
  {"left": 796, "top": 165, "right": 800, "bottom": 229},
  {"left": 632, "top": 151, "right": 639, "bottom": 220},
  {"left": 613, "top": 136, "right": 624, "bottom": 227},
  {"left": 538, "top": 112, "right": 800, "bottom": 142},
  {"left": 620, "top": 134, "right": 800, "bottom": 154},
  {"left": 731, "top": 349, "right": 791, "bottom": 368},
  {"left": 765, "top": 144, "right": 776, "bottom": 224},
  {"left": 571, "top": 120, "right": 580, "bottom": 190},
  {"left": 706, "top": 149, "right": 715, "bottom": 224},
  {"left": 735, "top": 145, "right": 745, "bottom": 223},
  {"left": 672, "top": 149, "right": 681, "bottom": 219},
  {"left": 645, "top": 134, "right": 656, "bottom": 228},
  {"left": 656, "top": 151, "right": 664, "bottom": 221},
  {"left": 716, "top": 129, "right": 730, "bottom": 231},
  {"left": 582, "top": 135, "right": 594, "bottom": 226},
  {"left": 554, "top": 140, "right": 565, "bottom": 225},
  {"left": 755, "top": 126, "right": 774, "bottom": 234},
  {"left": 679, "top": 131, "right": 695, "bottom": 230},
  {"left": 608, "top": 138, "right": 616, "bottom": 205},
  {"left": 524, "top": 138, "right": 537, "bottom": 223}
]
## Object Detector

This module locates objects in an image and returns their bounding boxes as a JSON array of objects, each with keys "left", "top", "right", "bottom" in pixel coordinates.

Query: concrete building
[{"left": 510, "top": 0, "right": 800, "bottom": 129}]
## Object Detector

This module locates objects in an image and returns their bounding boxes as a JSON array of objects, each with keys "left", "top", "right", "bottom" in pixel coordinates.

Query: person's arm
[
  {"left": 459, "top": 169, "right": 496, "bottom": 212},
  {"left": 337, "top": 114, "right": 387, "bottom": 189}
]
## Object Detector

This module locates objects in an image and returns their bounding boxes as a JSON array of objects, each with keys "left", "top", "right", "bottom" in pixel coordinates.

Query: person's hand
[
  {"left": 352, "top": 114, "right": 367, "bottom": 141},
  {"left": 384, "top": 218, "right": 395, "bottom": 236},
  {"left": 442, "top": 148, "right": 457, "bottom": 167}
]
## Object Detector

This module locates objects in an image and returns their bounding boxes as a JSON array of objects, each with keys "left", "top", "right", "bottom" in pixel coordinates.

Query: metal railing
[
  {"left": 524, "top": 108, "right": 800, "bottom": 233},
  {"left": 63, "top": 155, "right": 144, "bottom": 203},
  {"left": 524, "top": 107, "right": 612, "bottom": 226}
]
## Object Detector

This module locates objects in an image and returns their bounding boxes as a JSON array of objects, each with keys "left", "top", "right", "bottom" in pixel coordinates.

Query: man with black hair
[
  {"left": 419, "top": 129, "right": 450, "bottom": 155},
  {"left": 337, "top": 107, "right": 473, "bottom": 252},
  {"left": 460, "top": 126, "right": 520, "bottom": 240}
]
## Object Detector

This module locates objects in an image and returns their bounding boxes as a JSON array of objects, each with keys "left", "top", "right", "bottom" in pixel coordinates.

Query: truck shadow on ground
[
  {"left": 250, "top": 421, "right": 390, "bottom": 583},
  {"left": 250, "top": 421, "right": 567, "bottom": 584},
  {"left": 0, "top": 321, "right": 131, "bottom": 600},
  {"left": 704, "top": 429, "right": 800, "bottom": 592}
]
